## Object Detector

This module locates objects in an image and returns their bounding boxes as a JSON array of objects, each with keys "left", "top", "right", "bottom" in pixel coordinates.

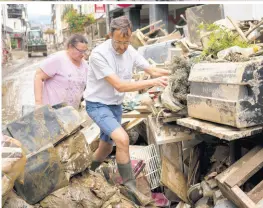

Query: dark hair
[
  {"left": 110, "top": 16, "right": 133, "bottom": 37},
  {"left": 67, "top": 34, "right": 88, "bottom": 48}
]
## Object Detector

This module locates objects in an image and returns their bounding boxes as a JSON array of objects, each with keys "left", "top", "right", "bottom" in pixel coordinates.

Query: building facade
[{"left": 1, "top": 4, "right": 29, "bottom": 50}]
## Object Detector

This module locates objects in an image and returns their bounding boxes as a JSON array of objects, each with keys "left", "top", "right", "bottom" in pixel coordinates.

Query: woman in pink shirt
[{"left": 34, "top": 34, "right": 89, "bottom": 109}]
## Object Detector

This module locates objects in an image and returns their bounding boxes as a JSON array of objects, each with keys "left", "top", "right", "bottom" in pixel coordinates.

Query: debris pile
[
  {"left": 121, "top": 8, "right": 263, "bottom": 208},
  {"left": 2, "top": 5, "right": 263, "bottom": 208},
  {"left": 2, "top": 104, "right": 156, "bottom": 208}
]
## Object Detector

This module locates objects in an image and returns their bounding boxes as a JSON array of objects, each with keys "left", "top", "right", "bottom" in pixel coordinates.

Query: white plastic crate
[{"left": 130, "top": 144, "right": 161, "bottom": 190}]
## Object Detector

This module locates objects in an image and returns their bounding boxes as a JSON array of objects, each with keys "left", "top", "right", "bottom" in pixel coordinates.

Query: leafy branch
[
  {"left": 198, "top": 23, "right": 251, "bottom": 57},
  {"left": 63, "top": 8, "right": 95, "bottom": 33}
]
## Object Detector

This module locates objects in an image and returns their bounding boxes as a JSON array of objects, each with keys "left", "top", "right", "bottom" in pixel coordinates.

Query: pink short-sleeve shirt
[{"left": 39, "top": 51, "right": 88, "bottom": 109}]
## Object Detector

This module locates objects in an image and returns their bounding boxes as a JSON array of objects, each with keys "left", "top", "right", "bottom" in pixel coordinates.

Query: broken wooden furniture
[
  {"left": 130, "top": 20, "right": 180, "bottom": 51},
  {"left": 187, "top": 57, "right": 263, "bottom": 128},
  {"left": 216, "top": 146, "right": 263, "bottom": 208},
  {"left": 131, "top": 20, "right": 164, "bottom": 49},
  {"left": 177, "top": 117, "right": 263, "bottom": 141},
  {"left": 146, "top": 115, "right": 195, "bottom": 203}
]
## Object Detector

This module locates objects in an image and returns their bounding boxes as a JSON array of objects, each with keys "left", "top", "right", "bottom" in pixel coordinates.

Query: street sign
[
  {"left": 10, "top": 33, "right": 23, "bottom": 38},
  {"left": 95, "top": 4, "right": 105, "bottom": 13}
]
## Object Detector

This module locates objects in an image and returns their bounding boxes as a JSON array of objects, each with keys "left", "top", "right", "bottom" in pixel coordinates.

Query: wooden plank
[
  {"left": 216, "top": 146, "right": 262, "bottom": 183},
  {"left": 231, "top": 186, "right": 256, "bottom": 208},
  {"left": 160, "top": 142, "right": 181, "bottom": 171},
  {"left": 122, "top": 118, "right": 145, "bottom": 131},
  {"left": 177, "top": 117, "right": 263, "bottom": 141},
  {"left": 134, "top": 106, "right": 152, "bottom": 113},
  {"left": 218, "top": 183, "right": 256, "bottom": 208},
  {"left": 161, "top": 156, "right": 188, "bottom": 203},
  {"left": 256, "top": 199, "right": 263, "bottom": 208},
  {"left": 225, "top": 148, "right": 263, "bottom": 188},
  {"left": 148, "top": 116, "right": 193, "bottom": 145},
  {"left": 248, "top": 180, "right": 263, "bottom": 204},
  {"left": 122, "top": 113, "right": 149, "bottom": 118}
]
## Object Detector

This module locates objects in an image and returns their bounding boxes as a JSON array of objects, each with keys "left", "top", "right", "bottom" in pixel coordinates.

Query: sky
[{"left": 27, "top": 4, "right": 52, "bottom": 25}]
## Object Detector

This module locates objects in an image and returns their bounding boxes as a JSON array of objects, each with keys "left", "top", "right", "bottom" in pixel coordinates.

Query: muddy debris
[{"left": 161, "top": 56, "right": 192, "bottom": 113}]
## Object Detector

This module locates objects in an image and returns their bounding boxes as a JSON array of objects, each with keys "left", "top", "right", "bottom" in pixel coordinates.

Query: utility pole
[
  {"left": 79, "top": 5, "right": 82, "bottom": 15},
  {"left": 105, "top": 4, "right": 110, "bottom": 34}
]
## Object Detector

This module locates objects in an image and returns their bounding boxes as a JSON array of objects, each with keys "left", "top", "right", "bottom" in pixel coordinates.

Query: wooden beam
[
  {"left": 248, "top": 180, "right": 263, "bottom": 204},
  {"left": 122, "top": 113, "right": 149, "bottom": 119},
  {"left": 225, "top": 148, "right": 263, "bottom": 188},
  {"left": 231, "top": 186, "right": 256, "bottom": 208},
  {"left": 227, "top": 16, "right": 248, "bottom": 42},
  {"left": 216, "top": 146, "right": 262, "bottom": 183},
  {"left": 245, "top": 19, "right": 263, "bottom": 38}
]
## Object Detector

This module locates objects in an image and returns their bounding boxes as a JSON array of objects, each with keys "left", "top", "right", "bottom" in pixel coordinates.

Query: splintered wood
[{"left": 216, "top": 146, "right": 263, "bottom": 208}]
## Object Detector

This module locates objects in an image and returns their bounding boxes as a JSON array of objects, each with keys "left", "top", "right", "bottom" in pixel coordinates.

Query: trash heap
[
  {"left": 2, "top": 6, "right": 263, "bottom": 208},
  {"left": 124, "top": 8, "right": 263, "bottom": 208},
  {"left": 2, "top": 105, "right": 157, "bottom": 208}
]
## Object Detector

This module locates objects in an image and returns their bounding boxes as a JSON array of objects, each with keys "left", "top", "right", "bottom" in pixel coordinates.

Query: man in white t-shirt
[{"left": 84, "top": 16, "right": 169, "bottom": 193}]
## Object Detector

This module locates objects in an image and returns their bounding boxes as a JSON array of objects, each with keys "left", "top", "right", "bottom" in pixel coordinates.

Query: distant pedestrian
[{"left": 34, "top": 34, "right": 89, "bottom": 109}]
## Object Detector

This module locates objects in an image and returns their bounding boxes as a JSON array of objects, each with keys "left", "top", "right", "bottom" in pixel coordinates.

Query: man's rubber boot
[
  {"left": 90, "top": 160, "right": 102, "bottom": 171},
  {"left": 117, "top": 161, "right": 153, "bottom": 206},
  {"left": 117, "top": 161, "right": 136, "bottom": 191}
]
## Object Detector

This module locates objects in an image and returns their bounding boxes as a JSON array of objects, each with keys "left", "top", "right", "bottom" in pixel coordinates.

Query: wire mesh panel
[{"left": 130, "top": 144, "right": 161, "bottom": 190}]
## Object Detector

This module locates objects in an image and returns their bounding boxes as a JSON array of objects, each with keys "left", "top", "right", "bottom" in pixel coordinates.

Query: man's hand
[
  {"left": 145, "top": 67, "right": 171, "bottom": 78},
  {"left": 151, "top": 76, "right": 169, "bottom": 88}
]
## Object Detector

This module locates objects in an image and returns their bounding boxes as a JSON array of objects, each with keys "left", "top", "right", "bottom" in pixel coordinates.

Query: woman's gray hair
[
  {"left": 110, "top": 16, "right": 133, "bottom": 36},
  {"left": 67, "top": 34, "right": 88, "bottom": 48}
]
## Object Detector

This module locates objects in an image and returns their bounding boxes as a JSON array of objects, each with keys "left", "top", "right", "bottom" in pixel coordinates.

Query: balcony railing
[
  {"left": 7, "top": 4, "right": 24, "bottom": 9},
  {"left": 7, "top": 4, "right": 24, "bottom": 18},
  {"left": 8, "top": 9, "right": 22, "bottom": 18}
]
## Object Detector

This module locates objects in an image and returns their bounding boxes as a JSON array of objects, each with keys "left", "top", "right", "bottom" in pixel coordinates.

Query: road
[{"left": 2, "top": 51, "right": 46, "bottom": 125}]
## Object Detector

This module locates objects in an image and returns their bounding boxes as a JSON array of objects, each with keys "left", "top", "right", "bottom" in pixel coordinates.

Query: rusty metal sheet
[
  {"left": 6, "top": 105, "right": 67, "bottom": 154},
  {"left": 15, "top": 144, "right": 69, "bottom": 205}
]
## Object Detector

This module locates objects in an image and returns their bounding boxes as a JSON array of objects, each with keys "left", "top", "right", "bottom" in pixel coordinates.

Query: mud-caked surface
[
  {"left": 55, "top": 131, "right": 93, "bottom": 178},
  {"left": 6, "top": 106, "right": 67, "bottom": 154},
  {"left": 15, "top": 145, "right": 69, "bottom": 205},
  {"left": 161, "top": 56, "right": 192, "bottom": 113}
]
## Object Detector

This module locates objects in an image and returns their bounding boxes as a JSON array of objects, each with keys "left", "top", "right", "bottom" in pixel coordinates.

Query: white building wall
[
  {"left": 223, "top": 4, "right": 263, "bottom": 20},
  {"left": 1, "top": 4, "right": 27, "bottom": 34},
  {"left": 54, "top": 4, "right": 64, "bottom": 44}
]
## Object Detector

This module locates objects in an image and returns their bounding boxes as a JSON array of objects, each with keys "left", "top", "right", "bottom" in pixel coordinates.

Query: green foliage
[
  {"left": 199, "top": 23, "right": 251, "bottom": 57},
  {"left": 62, "top": 5, "right": 73, "bottom": 21},
  {"left": 11, "top": 39, "right": 16, "bottom": 49},
  {"left": 64, "top": 8, "right": 95, "bottom": 33}
]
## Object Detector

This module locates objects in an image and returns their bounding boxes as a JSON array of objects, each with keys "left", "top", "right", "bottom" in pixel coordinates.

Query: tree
[
  {"left": 44, "top": 28, "right": 55, "bottom": 35},
  {"left": 63, "top": 8, "right": 95, "bottom": 33}
]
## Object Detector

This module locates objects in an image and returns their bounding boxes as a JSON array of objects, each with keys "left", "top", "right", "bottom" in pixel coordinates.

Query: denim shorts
[{"left": 86, "top": 101, "right": 122, "bottom": 144}]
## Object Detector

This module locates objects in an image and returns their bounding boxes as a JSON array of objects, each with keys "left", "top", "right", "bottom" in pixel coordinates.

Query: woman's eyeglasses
[{"left": 73, "top": 45, "right": 89, "bottom": 54}]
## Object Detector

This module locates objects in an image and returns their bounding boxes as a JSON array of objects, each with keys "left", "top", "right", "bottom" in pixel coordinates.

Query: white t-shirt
[{"left": 84, "top": 39, "right": 150, "bottom": 105}]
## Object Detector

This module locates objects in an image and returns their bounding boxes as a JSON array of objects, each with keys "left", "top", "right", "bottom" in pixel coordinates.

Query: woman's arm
[{"left": 34, "top": 68, "right": 51, "bottom": 105}]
